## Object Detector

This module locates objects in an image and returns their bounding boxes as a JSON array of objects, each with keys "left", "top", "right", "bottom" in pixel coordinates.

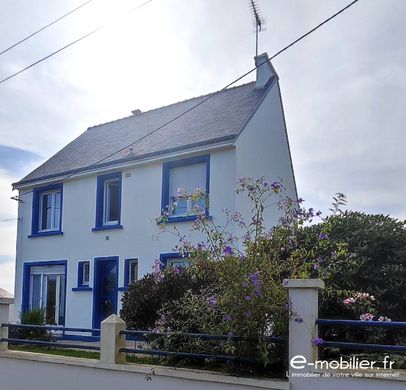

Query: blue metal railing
[
  {"left": 316, "top": 318, "right": 406, "bottom": 353},
  {"left": 2, "top": 323, "right": 100, "bottom": 333},
  {"left": 1, "top": 323, "right": 101, "bottom": 351},
  {"left": 120, "top": 329, "right": 287, "bottom": 363},
  {"left": 121, "top": 329, "right": 287, "bottom": 343},
  {"left": 317, "top": 319, "right": 406, "bottom": 329}
]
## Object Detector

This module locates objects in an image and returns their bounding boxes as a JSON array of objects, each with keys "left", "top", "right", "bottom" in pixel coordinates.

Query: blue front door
[{"left": 93, "top": 257, "right": 118, "bottom": 329}]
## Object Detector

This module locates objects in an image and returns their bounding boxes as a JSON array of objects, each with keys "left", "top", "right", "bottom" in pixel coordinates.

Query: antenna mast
[{"left": 250, "top": 0, "right": 265, "bottom": 57}]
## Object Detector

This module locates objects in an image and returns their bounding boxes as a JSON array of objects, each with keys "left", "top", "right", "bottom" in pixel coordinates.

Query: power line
[
  {"left": 17, "top": 0, "right": 360, "bottom": 196},
  {"left": 0, "top": 218, "right": 18, "bottom": 223},
  {"left": 0, "top": 0, "right": 153, "bottom": 85},
  {"left": 0, "top": 0, "right": 96, "bottom": 56}
]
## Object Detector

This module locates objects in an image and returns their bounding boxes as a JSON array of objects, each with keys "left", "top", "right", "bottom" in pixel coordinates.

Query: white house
[{"left": 11, "top": 53, "right": 297, "bottom": 333}]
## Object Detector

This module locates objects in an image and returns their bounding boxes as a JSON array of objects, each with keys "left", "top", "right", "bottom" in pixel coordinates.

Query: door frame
[
  {"left": 92, "top": 256, "right": 119, "bottom": 329},
  {"left": 22, "top": 260, "right": 67, "bottom": 326}
]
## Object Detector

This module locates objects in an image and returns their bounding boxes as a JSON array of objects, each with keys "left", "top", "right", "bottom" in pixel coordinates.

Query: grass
[
  {"left": 10, "top": 344, "right": 100, "bottom": 360},
  {"left": 9, "top": 345, "right": 160, "bottom": 365}
]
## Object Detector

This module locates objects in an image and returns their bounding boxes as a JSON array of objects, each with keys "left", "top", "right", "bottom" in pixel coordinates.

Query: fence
[{"left": 0, "top": 281, "right": 405, "bottom": 390}]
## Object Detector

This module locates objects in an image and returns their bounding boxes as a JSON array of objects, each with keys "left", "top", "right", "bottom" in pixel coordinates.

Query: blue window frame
[
  {"left": 160, "top": 253, "right": 189, "bottom": 269},
  {"left": 29, "top": 183, "right": 63, "bottom": 238},
  {"left": 93, "top": 172, "right": 123, "bottom": 231},
  {"left": 125, "top": 258, "right": 138, "bottom": 286},
  {"left": 22, "top": 260, "right": 67, "bottom": 325},
  {"left": 72, "top": 261, "right": 92, "bottom": 291},
  {"left": 161, "top": 155, "right": 210, "bottom": 223}
]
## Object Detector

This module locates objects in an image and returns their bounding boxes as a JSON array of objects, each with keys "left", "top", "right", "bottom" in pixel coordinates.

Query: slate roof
[{"left": 14, "top": 80, "right": 271, "bottom": 187}]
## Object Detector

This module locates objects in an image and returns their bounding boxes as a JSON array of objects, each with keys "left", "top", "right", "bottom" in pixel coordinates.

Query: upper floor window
[
  {"left": 30, "top": 184, "right": 63, "bottom": 237},
  {"left": 93, "top": 172, "right": 122, "bottom": 231},
  {"left": 161, "top": 155, "right": 210, "bottom": 221}
]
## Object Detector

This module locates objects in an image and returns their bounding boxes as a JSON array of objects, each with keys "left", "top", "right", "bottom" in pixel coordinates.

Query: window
[
  {"left": 94, "top": 172, "right": 122, "bottom": 231},
  {"left": 160, "top": 253, "right": 189, "bottom": 269},
  {"left": 124, "top": 258, "right": 138, "bottom": 287},
  {"left": 74, "top": 261, "right": 91, "bottom": 291},
  {"left": 161, "top": 155, "right": 210, "bottom": 222},
  {"left": 23, "top": 261, "right": 67, "bottom": 325},
  {"left": 30, "top": 184, "right": 63, "bottom": 237}
]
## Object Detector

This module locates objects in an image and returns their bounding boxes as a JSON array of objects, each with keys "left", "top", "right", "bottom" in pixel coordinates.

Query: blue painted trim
[
  {"left": 161, "top": 154, "right": 210, "bottom": 219},
  {"left": 94, "top": 172, "right": 122, "bottom": 230},
  {"left": 21, "top": 260, "right": 67, "bottom": 326},
  {"left": 123, "top": 258, "right": 138, "bottom": 287},
  {"left": 30, "top": 183, "right": 63, "bottom": 237},
  {"left": 91, "top": 224, "right": 123, "bottom": 232},
  {"left": 92, "top": 256, "right": 119, "bottom": 330},
  {"left": 76, "top": 261, "right": 90, "bottom": 288},
  {"left": 165, "top": 215, "right": 212, "bottom": 224},
  {"left": 72, "top": 287, "right": 92, "bottom": 292},
  {"left": 28, "top": 231, "right": 63, "bottom": 238},
  {"left": 118, "top": 287, "right": 128, "bottom": 292},
  {"left": 160, "top": 252, "right": 188, "bottom": 269}
]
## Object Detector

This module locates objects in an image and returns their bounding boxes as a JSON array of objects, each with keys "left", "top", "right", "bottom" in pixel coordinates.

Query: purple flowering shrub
[
  {"left": 122, "top": 180, "right": 406, "bottom": 370},
  {"left": 151, "top": 177, "right": 349, "bottom": 367}
]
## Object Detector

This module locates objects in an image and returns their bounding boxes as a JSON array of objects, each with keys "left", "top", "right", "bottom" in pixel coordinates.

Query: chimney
[
  {"left": 131, "top": 109, "right": 142, "bottom": 116},
  {"left": 254, "top": 52, "right": 278, "bottom": 89}
]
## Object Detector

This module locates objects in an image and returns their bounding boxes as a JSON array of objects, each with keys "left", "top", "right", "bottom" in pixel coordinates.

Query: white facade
[{"left": 12, "top": 57, "right": 297, "bottom": 331}]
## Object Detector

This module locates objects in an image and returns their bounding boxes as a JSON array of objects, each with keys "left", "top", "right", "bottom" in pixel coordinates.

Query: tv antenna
[{"left": 250, "top": 0, "right": 265, "bottom": 57}]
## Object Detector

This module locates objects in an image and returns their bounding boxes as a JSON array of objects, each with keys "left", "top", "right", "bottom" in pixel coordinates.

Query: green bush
[
  {"left": 120, "top": 265, "right": 217, "bottom": 330},
  {"left": 306, "top": 212, "right": 406, "bottom": 321},
  {"left": 12, "top": 308, "right": 53, "bottom": 341}
]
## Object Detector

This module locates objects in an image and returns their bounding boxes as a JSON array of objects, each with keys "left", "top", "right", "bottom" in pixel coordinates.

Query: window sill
[
  {"left": 118, "top": 287, "right": 128, "bottom": 292},
  {"left": 92, "top": 224, "right": 123, "bottom": 232},
  {"left": 28, "top": 231, "right": 63, "bottom": 238},
  {"left": 72, "top": 286, "right": 92, "bottom": 292},
  {"left": 162, "top": 215, "right": 212, "bottom": 224}
]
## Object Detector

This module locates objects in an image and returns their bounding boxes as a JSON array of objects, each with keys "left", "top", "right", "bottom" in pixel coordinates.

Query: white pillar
[
  {"left": 283, "top": 279, "right": 324, "bottom": 375},
  {"left": 100, "top": 314, "right": 126, "bottom": 364},
  {"left": 0, "top": 297, "right": 14, "bottom": 351}
]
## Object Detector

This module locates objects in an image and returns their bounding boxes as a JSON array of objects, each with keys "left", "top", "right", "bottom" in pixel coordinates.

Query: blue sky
[
  {"left": 0, "top": 145, "right": 41, "bottom": 176},
  {"left": 0, "top": 0, "right": 405, "bottom": 293}
]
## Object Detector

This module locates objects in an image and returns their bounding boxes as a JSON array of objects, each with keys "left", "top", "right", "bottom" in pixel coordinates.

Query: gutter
[{"left": 13, "top": 137, "right": 236, "bottom": 191}]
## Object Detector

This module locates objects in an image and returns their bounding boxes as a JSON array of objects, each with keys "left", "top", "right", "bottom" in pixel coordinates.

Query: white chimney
[{"left": 254, "top": 52, "right": 278, "bottom": 89}]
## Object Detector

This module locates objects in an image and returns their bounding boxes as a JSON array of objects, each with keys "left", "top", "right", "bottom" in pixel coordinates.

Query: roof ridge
[{"left": 88, "top": 81, "right": 256, "bottom": 130}]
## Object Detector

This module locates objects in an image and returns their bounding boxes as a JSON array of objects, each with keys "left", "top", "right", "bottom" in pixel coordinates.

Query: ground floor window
[
  {"left": 23, "top": 262, "right": 66, "bottom": 325},
  {"left": 160, "top": 253, "right": 189, "bottom": 269}
]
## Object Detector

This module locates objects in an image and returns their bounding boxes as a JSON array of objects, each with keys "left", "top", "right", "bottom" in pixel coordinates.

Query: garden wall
[
  {"left": 0, "top": 351, "right": 404, "bottom": 390},
  {"left": 0, "top": 351, "right": 288, "bottom": 390}
]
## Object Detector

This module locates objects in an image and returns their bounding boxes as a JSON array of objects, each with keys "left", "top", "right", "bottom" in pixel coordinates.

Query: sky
[{"left": 0, "top": 0, "right": 405, "bottom": 293}]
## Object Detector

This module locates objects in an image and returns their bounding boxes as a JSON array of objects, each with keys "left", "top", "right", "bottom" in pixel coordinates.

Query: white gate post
[
  {"left": 283, "top": 279, "right": 324, "bottom": 375},
  {"left": 100, "top": 314, "right": 126, "bottom": 364},
  {"left": 0, "top": 296, "right": 14, "bottom": 351}
]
